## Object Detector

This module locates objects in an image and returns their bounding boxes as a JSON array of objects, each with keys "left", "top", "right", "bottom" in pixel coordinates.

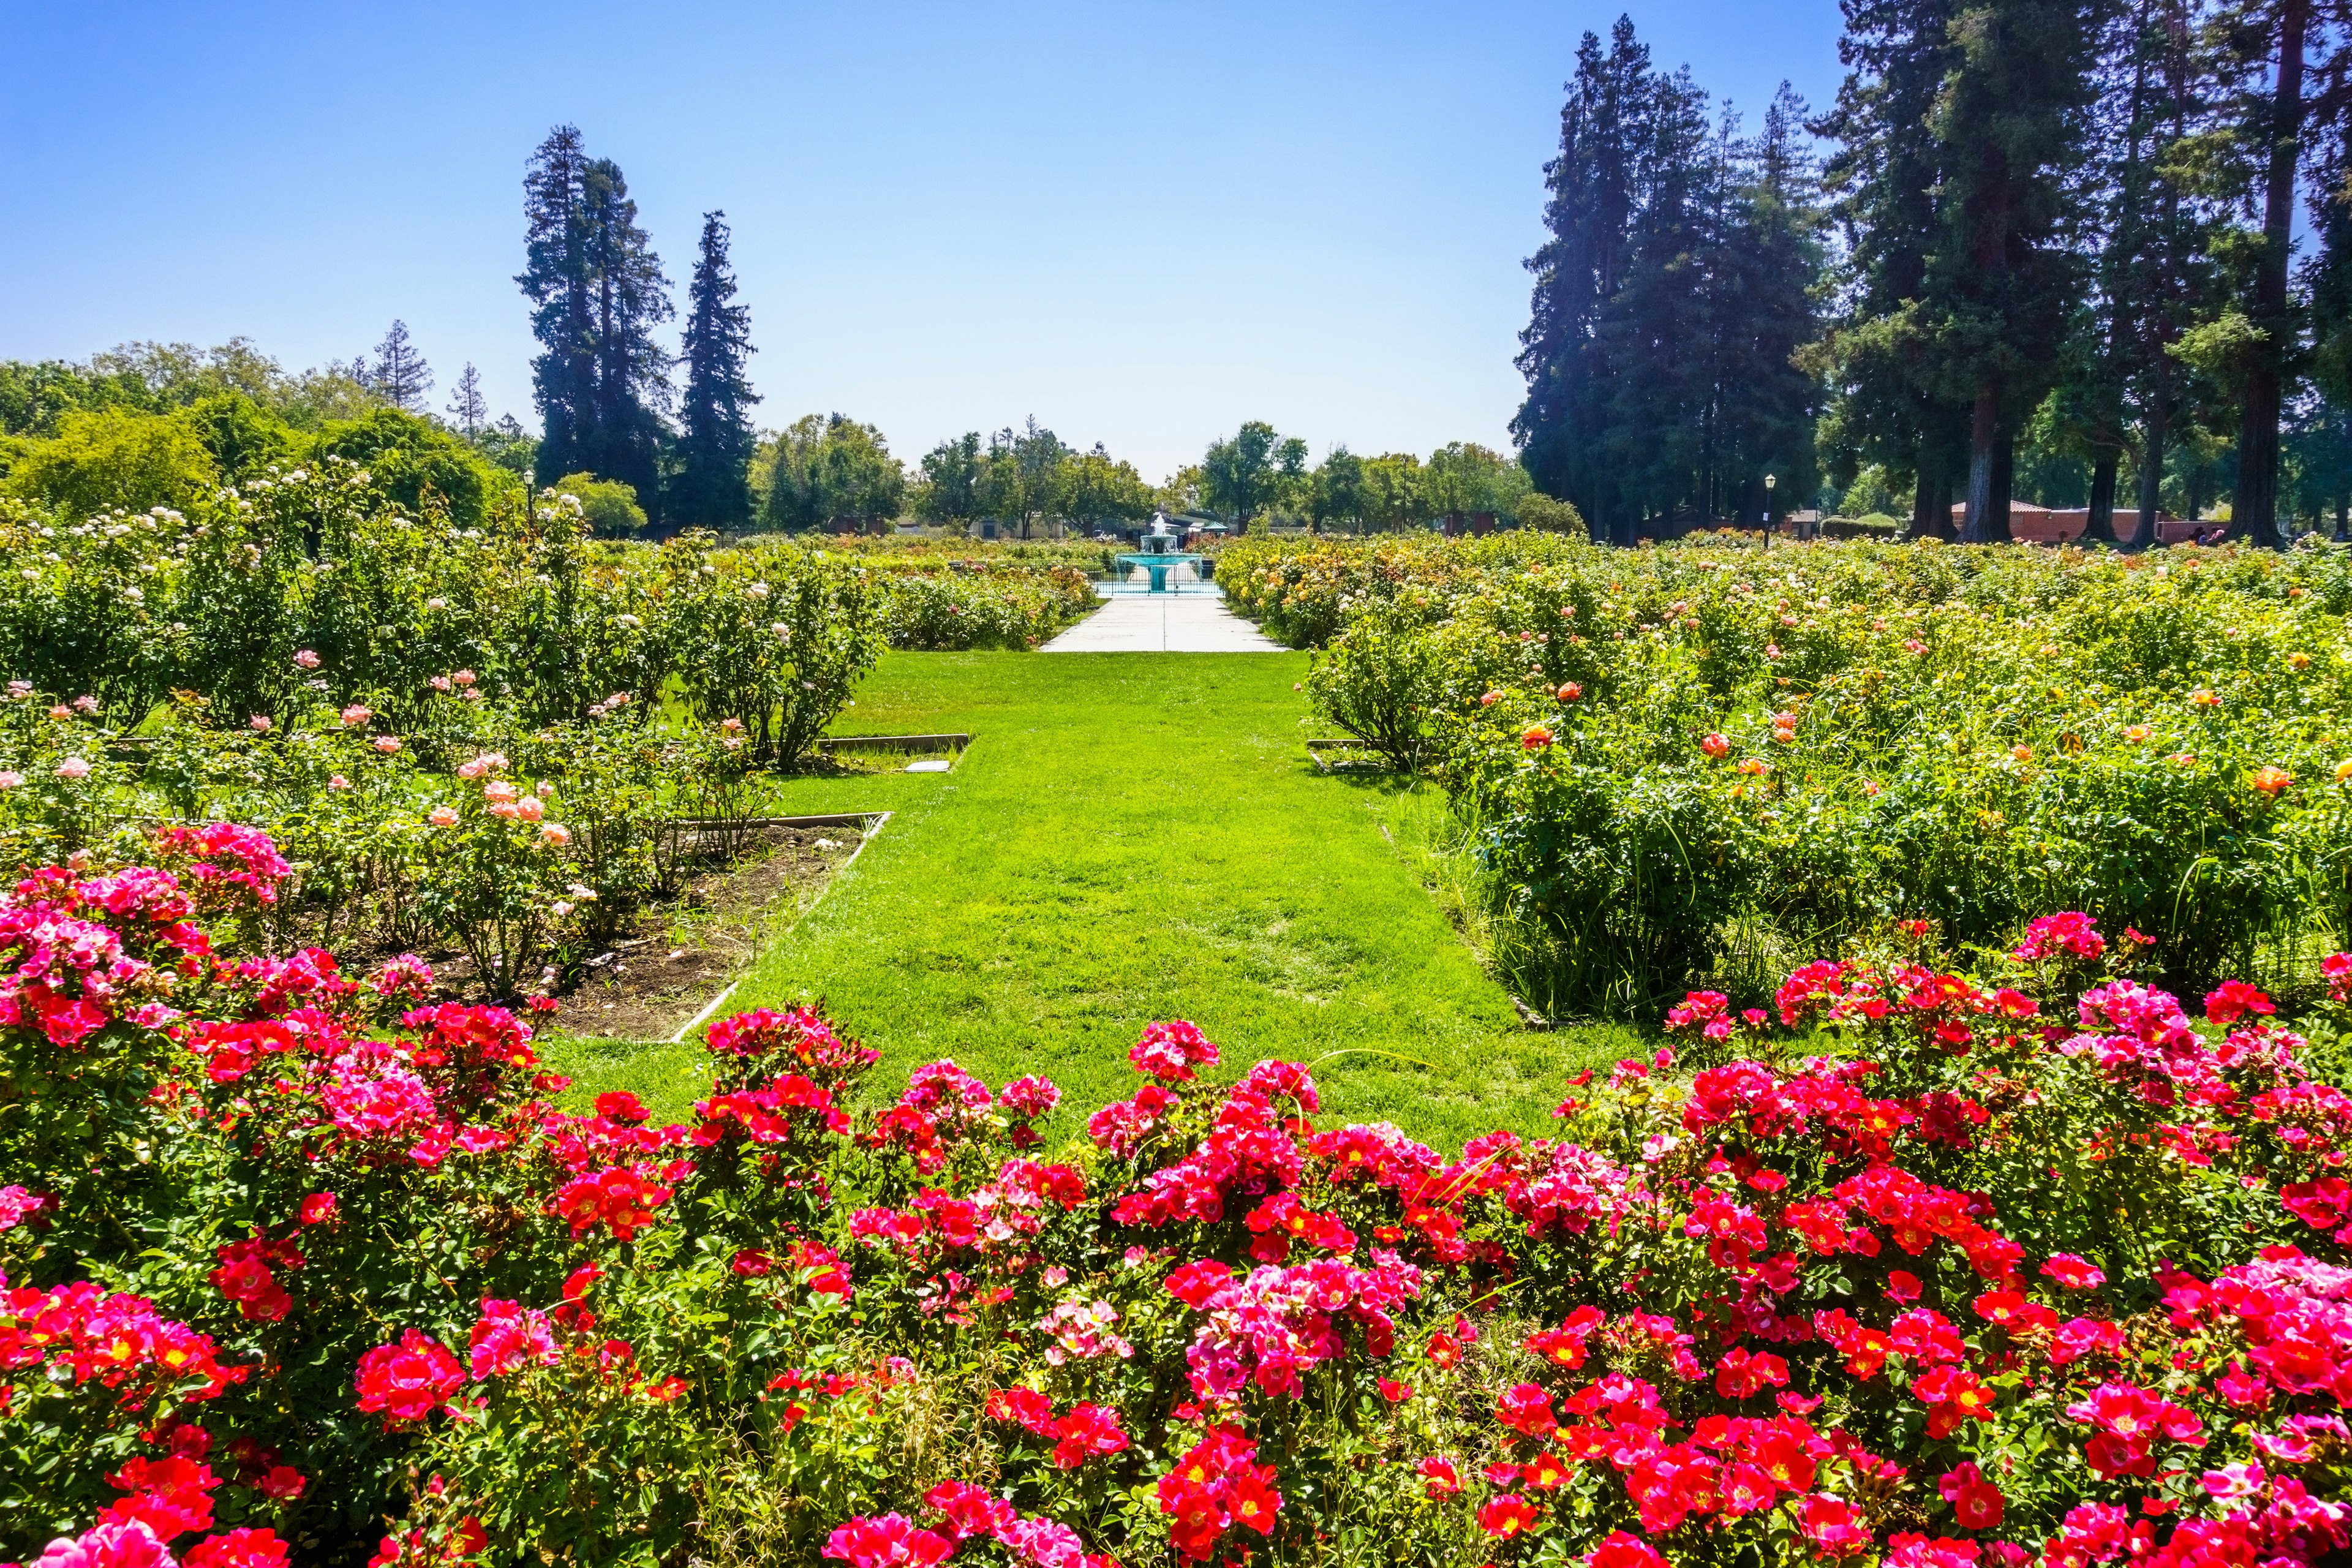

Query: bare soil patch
[
  {"left": 326, "top": 824, "right": 868, "bottom": 1040},
  {"left": 557, "top": 824, "right": 865, "bottom": 1039}
]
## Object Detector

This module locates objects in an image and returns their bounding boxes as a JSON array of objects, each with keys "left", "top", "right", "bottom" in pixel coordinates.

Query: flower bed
[
  {"left": 864, "top": 562, "right": 1101, "bottom": 650},
  {"left": 0, "top": 679, "right": 827, "bottom": 1008},
  {"left": 1223, "top": 533, "right": 2352, "bottom": 1016},
  {"left": 4, "top": 827, "right": 2349, "bottom": 1567},
  {"left": 0, "top": 470, "right": 1101, "bottom": 748}
]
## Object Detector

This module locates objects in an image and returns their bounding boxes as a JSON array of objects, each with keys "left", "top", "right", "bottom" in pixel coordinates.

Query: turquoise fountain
[{"left": 1115, "top": 516, "right": 1207, "bottom": 594}]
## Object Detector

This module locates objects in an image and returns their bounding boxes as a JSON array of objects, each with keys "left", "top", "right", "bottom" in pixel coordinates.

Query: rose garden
[{"left": 1, "top": 456, "right": 2349, "bottom": 1568}]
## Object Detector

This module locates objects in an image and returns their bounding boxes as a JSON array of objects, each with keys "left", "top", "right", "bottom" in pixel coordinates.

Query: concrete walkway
[{"left": 1040, "top": 590, "right": 1286, "bottom": 652}]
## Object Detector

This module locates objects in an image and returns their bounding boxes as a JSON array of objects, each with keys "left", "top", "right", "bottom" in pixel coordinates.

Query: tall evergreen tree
[
  {"left": 1705, "top": 86, "right": 1829, "bottom": 524},
  {"left": 2220, "top": 0, "right": 2321, "bottom": 546},
  {"left": 580, "top": 157, "right": 673, "bottom": 513},
  {"left": 1515, "top": 19, "right": 1825, "bottom": 543},
  {"left": 2046, "top": 0, "right": 2167, "bottom": 545},
  {"left": 2109, "top": 0, "right": 2228, "bottom": 546},
  {"left": 1811, "top": 0, "right": 1966, "bottom": 540},
  {"left": 445, "top": 363, "right": 487, "bottom": 437},
  {"left": 519, "top": 126, "right": 595, "bottom": 483},
  {"left": 1593, "top": 64, "right": 1716, "bottom": 540},
  {"left": 1516, "top": 20, "right": 1653, "bottom": 541},
  {"left": 671, "top": 211, "right": 760, "bottom": 529},
  {"left": 2308, "top": 76, "right": 2352, "bottom": 419},
  {"left": 516, "top": 127, "right": 673, "bottom": 508},
  {"left": 1989, "top": 0, "right": 2228, "bottom": 544},
  {"left": 369, "top": 320, "right": 432, "bottom": 413},
  {"left": 1918, "top": 0, "right": 2097, "bottom": 541}
]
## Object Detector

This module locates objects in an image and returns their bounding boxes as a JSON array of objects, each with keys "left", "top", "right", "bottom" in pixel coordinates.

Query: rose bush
[
  {"left": 0, "top": 469, "right": 1095, "bottom": 753},
  {"left": 1224, "top": 532, "right": 2352, "bottom": 1017},
  {"left": 869, "top": 563, "right": 1099, "bottom": 652},
  {"left": 4, "top": 827, "right": 2348, "bottom": 1567},
  {"left": 0, "top": 677, "right": 769, "bottom": 1001}
]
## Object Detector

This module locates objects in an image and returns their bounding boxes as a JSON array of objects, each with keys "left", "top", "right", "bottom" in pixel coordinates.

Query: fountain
[{"left": 1114, "top": 514, "right": 1209, "bottom": 594}]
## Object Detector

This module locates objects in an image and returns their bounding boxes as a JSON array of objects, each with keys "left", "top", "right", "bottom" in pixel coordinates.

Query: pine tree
[
  {"left": 1515, "top": 20, "right": 1654, "bottom": 541},
  {"left": 2092, "top": 0, "right": 2228, "bottom": 547},
  {"left": 1811, "top": 0, "right": 1965, "bottom": 540},
  {"left": 1516, "top": 21, "right": 1825, "bottom": 542},
  {"left": 369, "top": 320, "right": 432, "bottom": 413},
  {"left": 2309, "top": 92, "right": 2352, "bottom": 408},
  {"left": 2043, "top": 0, "right": 2160, "bottom": 544},
  {"left": 2130, "top": 2, "right": 2242, "bottom": 547},
  {"left": 445, "top": 363, "right": 487, "bottom": 437},
  {"left": 1593, "top": 65, "right": 1717, "bottom": 540},
  {"left": 519, "top": 126, "right": 595, "bottom": 483},
  {"left": 1704, "top": 86, "right": 1827, "bottom": 525},
  {"left": 516, "top": 127, "right": 674, "bottom": 513},
  {"left": 1913, "top": 0, "right": 2097, "bottom": 541},
  {"left": 581, "top": 156, "right": 673, "bottom": 513},
  {"left": 2220, "top": 0, "right": 2320, "bottom": 546},
  {"left": 671, "top": 211, "right": 760, "bottom": 529}
]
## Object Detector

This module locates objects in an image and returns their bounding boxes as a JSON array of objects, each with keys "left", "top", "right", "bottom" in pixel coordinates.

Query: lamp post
[{"left": 1763, "top": 472, "right": 1777, "bottom": 550}]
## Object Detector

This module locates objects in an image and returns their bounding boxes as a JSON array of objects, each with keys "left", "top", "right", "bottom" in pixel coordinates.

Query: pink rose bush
[{"left": 6, "top": 832, "right": 2352, "bottom": 1566}]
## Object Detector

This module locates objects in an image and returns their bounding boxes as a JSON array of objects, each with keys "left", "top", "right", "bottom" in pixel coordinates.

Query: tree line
[
  {"left": 0, "top": 325, "right": 1569, "bottom": 541},
  {"left": 745, "top": 414, "right": 1562, "bottom": 538},
  {"left": 1516, "top": 2, "right": 2352, "bottom": 546},
  {"left": 513, "top": 126, "right": 1555, "bottom": 538},
  {"left": 0, "top": 337, "right": 540, "bottom": 530}
]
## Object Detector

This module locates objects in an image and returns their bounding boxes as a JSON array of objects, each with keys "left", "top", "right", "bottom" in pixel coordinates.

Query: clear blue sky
[{"left": 1, "top": 1, "right": 1844, "bottom": 479}]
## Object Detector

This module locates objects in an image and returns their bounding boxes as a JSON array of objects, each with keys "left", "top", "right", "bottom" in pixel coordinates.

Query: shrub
[
  {"left": 872, "top": 562, "right": 1099, "bottom": 650},
  {"left": 0, "top": 676, "right": 769, "bottom": 991},
  {"left": 1303, "top": 597, "right": 1447, "bottom": 769},
  {"left": 0, "top": 466, "right": 881, "bottom": 739},
  {"left": 1517, "top": 492, "right": 1588, "bottom": 535},
  {"left": 551, "top": 472, "right": 649, "bottom": 538},
  {"left": 315, "top": 408, "right": 504, "bottom": 530},
  {"left": 4, "top": 837, "right": 2350, "bottom": 1568},
  {"left": 1235, "top": 534, "right": 2352, "bottom": 1015},
  {"left": 2, "top": 407, "right": 220, "bottom": 518},
  {"left": 662, "top": 531, "right": 885, "bottom": 767}
]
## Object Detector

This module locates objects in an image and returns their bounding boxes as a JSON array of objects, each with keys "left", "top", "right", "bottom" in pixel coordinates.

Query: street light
[{"left": 1763, "top": 472, "right": 1777, "bottom": 550}]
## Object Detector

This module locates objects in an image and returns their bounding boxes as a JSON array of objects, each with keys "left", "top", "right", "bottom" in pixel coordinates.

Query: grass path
[{"left": 548, "top": 652, "right": 1634, "bottom": 1150}]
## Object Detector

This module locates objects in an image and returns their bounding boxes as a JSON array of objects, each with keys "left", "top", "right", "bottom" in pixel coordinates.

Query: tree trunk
[
  {"left": 2237, "top": 0, "right": 2308, "bottom": 549},
  {"left": 2084, "top": 451, "right": 2120, "bottom": 543},
  {"left": 1961, "top": 391, "right": 2012, "bottom": 542},
  {"left": 2128, "top": 379, "right": 2169, "bottom": 549},
  {"left": 1912, "top": 449, "right": 1956, "bottom": 540}
]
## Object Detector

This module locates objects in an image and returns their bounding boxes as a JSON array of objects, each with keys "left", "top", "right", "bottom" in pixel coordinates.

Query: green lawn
[{"left": 545, "top": 652, "right": 1637, "bottom": 1152}]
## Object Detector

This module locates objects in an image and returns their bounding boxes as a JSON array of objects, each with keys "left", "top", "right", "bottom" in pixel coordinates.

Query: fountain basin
[{"left": 1114, "top": 551, "right": 1208, "bottom": 594}]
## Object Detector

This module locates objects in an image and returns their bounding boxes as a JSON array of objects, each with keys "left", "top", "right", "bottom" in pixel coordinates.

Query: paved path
[{"left": 1040, "top": 590, "right": 1284, "bottom": 652}]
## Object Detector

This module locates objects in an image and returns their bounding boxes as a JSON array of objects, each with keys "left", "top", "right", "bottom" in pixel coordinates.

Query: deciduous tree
[{"left": 1202, "top": 421, "right": 1280, "bottom": 526}]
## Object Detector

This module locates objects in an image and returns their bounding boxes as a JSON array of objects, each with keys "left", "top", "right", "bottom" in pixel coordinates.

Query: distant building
[{"left": 1947, "top": 504, "right": 2196, "bottom": 544}]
